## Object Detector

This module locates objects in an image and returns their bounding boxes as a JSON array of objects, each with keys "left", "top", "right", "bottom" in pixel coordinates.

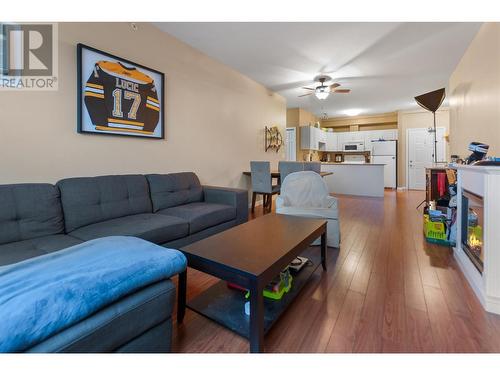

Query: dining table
[{"left": 242, "top": 171, "right": 333, "bottom": 178}]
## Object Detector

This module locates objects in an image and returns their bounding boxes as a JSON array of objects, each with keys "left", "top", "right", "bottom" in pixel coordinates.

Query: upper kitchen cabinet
[
  {"left": 322, "top": 112, "right": 398, "bottom": 150},
  {"left": 318, "top": 128, "right": 327, "bottom": 144},
  {"left": 300, "top": 126, "right": 320, "bottom": 150},
  {"left": 301, "top": 126, "right": 397, "bottom": 151},
  {"left": 325, "top": 132, "right": 338, "bottom": 151},
  {"left": 336, "top": 132, "right": 349, "bottom": 148},
  {"left": 364, "top": 129, "right": 398, "bottom": 152},
  {"left": 374, "top": 129, "right": 398, "bottom": 140}
]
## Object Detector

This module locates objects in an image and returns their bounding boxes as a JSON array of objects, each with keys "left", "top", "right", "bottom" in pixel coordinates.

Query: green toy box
[{"left": 423, "top": 214, "right": 453, "bottom": 246}]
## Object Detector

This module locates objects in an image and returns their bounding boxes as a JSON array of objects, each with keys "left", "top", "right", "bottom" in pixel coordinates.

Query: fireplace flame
[{"left": 469, "top": 232, "right": 482, "bottom": 248}]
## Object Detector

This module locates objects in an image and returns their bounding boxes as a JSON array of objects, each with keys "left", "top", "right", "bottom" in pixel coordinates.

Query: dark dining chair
[
  {"left": 303, "top": 161, "right": 321, "bottom": 174},
  {"left": 250, "top": 161, "right": 280, "bottom": 213},
  {"left": 278, "top": 161, "right": 304, "bottom": 184}
]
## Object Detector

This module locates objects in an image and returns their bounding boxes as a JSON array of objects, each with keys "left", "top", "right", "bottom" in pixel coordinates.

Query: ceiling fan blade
[
  {"left": 298, "top": 93, "right": 313, "bottom": 97},
  {"left": 269, "top": 80, "right": 315, "bottom": 92},
  {"left": 330, "top": 83, "right": 340, "bottom": 89},
  {"left": 301, "top": 87, "right": 315, "bottom": 91},
  {"left": 333, "top": 89, "right": 351, "bottom": 93}
]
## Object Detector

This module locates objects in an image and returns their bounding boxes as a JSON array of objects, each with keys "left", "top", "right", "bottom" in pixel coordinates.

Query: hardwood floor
[{"left": 172, "top": 190, "right": 500, "bottom": 353}]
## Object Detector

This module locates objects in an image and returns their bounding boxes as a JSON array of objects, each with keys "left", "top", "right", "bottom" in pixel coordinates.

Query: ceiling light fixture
[
  {"left": 315, "top": 85, "right": 330, "bottom": 100},
  {"left": 343, "top": 109, "right": 363, "bottom": 117}
]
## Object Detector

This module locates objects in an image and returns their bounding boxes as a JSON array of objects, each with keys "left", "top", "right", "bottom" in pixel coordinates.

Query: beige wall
[
  {"left": 0, "top": 23, "right": 286, "bottom": 188},
  {"left": 449, "top": 23, "right": 500, "bottom": 157},
  {"left": 286, "top": 108, "right": 320, "bottom": 161},
  {"left": 397, "top": 108, "right": 450, "bottom": 187},
  {"left": 298, "top": 108, "right": 320, "bottom": 127}
]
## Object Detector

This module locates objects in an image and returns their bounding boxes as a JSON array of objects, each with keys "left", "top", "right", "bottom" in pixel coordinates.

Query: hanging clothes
[{"left": 437, "top": 172, "right": 446, "bottom": 197}]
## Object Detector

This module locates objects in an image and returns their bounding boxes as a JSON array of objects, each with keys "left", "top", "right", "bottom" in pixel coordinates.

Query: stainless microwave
[{"left": 342, "top": 141, "right": 365, "bottom": 152}]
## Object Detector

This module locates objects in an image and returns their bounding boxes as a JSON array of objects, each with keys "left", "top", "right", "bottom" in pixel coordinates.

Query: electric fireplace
[
  {"left": 454, "top": 164, "right": 500, "bottom": 315},
  {"left": 461, "top": 189, "right": 484, "bottom": 273}
]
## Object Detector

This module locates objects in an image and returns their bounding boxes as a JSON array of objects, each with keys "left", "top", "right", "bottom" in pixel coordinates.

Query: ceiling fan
[{"left": 299, "top": 75, "right": 351, "bottom": 100}]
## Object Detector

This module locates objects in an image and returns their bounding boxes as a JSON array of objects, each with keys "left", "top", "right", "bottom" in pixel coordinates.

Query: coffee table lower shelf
[{"left": 186, "top": 248, "right": 321, "bottom": 338}]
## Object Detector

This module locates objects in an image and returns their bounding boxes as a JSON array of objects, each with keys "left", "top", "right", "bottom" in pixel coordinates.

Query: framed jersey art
[{"left": 77, "top": 44, "right": 165, "bottom": 139}]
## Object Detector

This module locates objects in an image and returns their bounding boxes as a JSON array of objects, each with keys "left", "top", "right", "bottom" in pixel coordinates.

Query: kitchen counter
[
  {"left": 321, "top": 162, "right": 385, "bottom": 166},
  {"left": 321, "top": 163, "right": 384, "bottom": 197}
]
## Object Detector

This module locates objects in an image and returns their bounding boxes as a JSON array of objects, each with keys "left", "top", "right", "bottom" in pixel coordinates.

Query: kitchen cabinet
[
  {"left": 336, "top": 131, "right": 364, "bottom": 150},
  {"left": 339, "top": 131, "right": 364, "bottom": 142},
  {"left": 336, "top": 132, "right": 349, "bottom": 149},
  {"left": 363, "top": 131, "right": 377, "bottom": 153},
  {"left": 318, "top": 128, "right": 327, "bottom": 143},
  {"left": 300, "top": 126, "right": 320, "bottom": 150},
  {"left": 321, "top": 163, "right": 385, "bottom": 197},
  {"left": 325, "top": 132, "right": 338, "bottom": 151},
  {"left": 364, "top": 129, "right": 398, "bottom": 152},
  {"left": 350, "top": 132, "right": 365, "bottom": 142},
  {"left": 301, "top": 128, "right": 397, "bottom": 152},
  {"left": 370, "top": 129, "right": 398, "bottom": 141},
  {"left": 317, "top": 127, "right": 327, "bottom": 151}
]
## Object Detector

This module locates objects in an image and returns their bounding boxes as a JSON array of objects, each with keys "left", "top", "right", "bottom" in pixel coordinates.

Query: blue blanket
[{"left": 0, "top": 236, "right": 186, "bottom": 352}]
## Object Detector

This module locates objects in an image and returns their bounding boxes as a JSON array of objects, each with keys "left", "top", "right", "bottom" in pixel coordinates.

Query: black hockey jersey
[{"left": 84, "top": 61, "right": 160, "bottom": 135}]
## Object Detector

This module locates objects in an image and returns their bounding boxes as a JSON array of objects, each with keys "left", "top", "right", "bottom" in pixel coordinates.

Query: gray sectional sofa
[{"left": 0, "top": 172, "right": 248, "bottom": 352}]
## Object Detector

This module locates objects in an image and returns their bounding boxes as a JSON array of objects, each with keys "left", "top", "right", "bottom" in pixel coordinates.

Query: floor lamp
[
  {"left": 414, "top": 88, "right": 446, "bottom": 210},
  {"left": 414, "top": 88, "right": 446, "bottom": 164}
]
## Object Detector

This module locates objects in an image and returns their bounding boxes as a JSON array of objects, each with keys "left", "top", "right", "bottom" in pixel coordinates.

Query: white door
[
  {"left": 435, "top": 127, "right": 446, "bottom": 162},
  {"left": 407, "top": 127, "right": 446, "bottom": 190},
  {"left": 285, "top": 127, "right": 297, "bottom": 161}
]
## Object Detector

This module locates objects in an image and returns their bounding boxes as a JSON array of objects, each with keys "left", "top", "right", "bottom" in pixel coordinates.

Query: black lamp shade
[{"left": 414, "top": 88, "right": 446, "bottom": 113}]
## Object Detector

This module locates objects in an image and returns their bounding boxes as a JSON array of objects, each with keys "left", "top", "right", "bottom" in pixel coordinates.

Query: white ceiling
[{"left": 154, "top": 22, "right": 482, "bottom": 118}]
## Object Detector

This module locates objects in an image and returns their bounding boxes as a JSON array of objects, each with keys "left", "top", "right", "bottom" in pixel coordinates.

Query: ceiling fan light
[
  {"left": 315, "top": 92, "right": 329, "bottom": 100},
  {"left": 315, "top": 86, "right": 330, "bottom": 100}
]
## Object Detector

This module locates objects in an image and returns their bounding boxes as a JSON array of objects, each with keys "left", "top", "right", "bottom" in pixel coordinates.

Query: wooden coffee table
[{"left": 176, "top": 213, "right": 327, "bottom": 353}]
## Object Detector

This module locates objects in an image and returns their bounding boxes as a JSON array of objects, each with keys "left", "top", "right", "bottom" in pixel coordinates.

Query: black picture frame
[{"left": 77, "top": 43, "right": 165, "bottom": 139}]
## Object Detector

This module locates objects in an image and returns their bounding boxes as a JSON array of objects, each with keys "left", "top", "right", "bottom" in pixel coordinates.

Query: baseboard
[
  {"left": 397, "top": 186, "right": 407, "bottom": 191},
  {"left": 485, "top": 295, "right": 500, "bottom": 315}
]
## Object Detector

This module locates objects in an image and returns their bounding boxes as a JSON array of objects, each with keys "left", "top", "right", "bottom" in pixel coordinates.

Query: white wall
[{"left": 0, "top": 23, "right": 286, "bottom": 188}]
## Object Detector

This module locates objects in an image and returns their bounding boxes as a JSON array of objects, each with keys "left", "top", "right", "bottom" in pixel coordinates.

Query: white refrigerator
[{"left": 371, "top": 140, "right": 397, "bottom": 189}]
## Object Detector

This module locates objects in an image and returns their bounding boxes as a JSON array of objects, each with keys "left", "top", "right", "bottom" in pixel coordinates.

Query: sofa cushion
[
  {"left": 57, "top": 175, "right": 153, "bottom": 232},
  {"left": 0, "top": 235, "right": 83, "bottom": 266},
  {"left": 146, "top": 173, "right": 203, "bottom": 212},
  {"left": 26, "top": 280, "right": 175, "bottom": 353},
  {"left": 0, "top": 184, "right": 65, "bottom": 245},
  {"left": 69, "top": 214, "right": 189, "bottom": 244},
  {"left": 0, "top": 237, "right": 186, "bottom": 352},
  {"left": 157, "top": 202, "right": 236, "bottom": 234}
]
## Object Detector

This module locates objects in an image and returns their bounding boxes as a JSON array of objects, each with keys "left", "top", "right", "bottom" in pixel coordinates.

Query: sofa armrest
[{"left": 203, "top": 185, "right": 249, "bottom": 224}]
